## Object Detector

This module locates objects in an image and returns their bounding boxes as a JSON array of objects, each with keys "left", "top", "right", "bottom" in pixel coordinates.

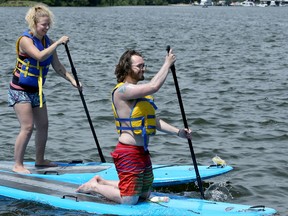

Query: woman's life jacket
[
  {"left": 112, "top": 82, "right": 158, "bottom": 151},
  {"left": 12, "top": 30, "right": 53, "bottom": 107}
]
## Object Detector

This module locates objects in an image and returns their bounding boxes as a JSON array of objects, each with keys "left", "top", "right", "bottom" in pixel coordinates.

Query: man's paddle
[
  {"left": 64, "top": 44, "right": 106, "bottom": 163},
  {"left": 166, "top": 46, "right": 205, "bottom": 199}
]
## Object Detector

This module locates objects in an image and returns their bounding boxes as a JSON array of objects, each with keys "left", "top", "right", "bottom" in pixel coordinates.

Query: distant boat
[
  {"left": 241, "top": 1, "right": 255, "bottom": 6},
  {"left": 257, "top": 2, "right": 268, "bottom": 7},
  {"left": 200, "top": 0, "right": 213, "bottom": 6},
  {"left": 202, "top": 3, "right": 209, "bottom": 7},
  {"left": 269, "top": 0, "right": 276, "bottom": 6}
]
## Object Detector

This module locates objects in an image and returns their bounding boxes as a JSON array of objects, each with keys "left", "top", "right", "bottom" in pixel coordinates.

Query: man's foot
[
  {"left": 76, "top": 176, "right": 101, "bottom": 194},
  {"left": 13, "top": 165, "right": 31, "bottom": 174},
  {"left": 94, "top": 175, "right": 105, "bottom": 184},
  {"left": 35, "top": 159, "right": 58, "bottom": 167}
]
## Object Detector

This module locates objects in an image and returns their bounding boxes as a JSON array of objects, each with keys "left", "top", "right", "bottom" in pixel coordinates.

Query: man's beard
[{"left": 130, "top": 70, "right": 144, "bottom": 81}]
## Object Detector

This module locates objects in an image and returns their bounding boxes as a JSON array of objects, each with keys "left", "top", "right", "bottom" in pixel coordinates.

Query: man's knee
[{"left": 121, "top": 196, "right": 139, "bottom": 205}]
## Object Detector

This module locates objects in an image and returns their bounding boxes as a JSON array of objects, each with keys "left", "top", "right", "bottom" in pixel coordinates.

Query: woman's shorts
[{"left": 8, "top": 89, "right": 46, "bottom": 108}]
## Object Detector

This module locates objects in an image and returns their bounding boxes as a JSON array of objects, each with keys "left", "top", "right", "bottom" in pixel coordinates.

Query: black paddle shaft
[
  {"left": 166, "top": 46, "right": 205, "bottom": 199},
  {"left": 64, "top": 44, "right": 106, "bottom": 163}
]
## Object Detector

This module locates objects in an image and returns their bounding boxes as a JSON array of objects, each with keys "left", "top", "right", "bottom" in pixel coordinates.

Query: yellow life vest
[{"left": 112, "top": 82, "right": 158, "bottom": 150}]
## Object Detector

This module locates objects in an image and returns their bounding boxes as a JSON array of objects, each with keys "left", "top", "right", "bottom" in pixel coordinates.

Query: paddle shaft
[
  {"left": 166, "top": 46, "right": 205, "bottom": 199},
  {"left": 64, "top": 44, "right": 106, "bottom": 163}
]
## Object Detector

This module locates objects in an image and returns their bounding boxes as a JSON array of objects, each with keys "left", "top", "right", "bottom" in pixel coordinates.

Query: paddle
[
  {"left": 166, "top": 46, "right": 205, "bottom": 199},
  {"left": 64, "top": 44, "right": 106, "bottom": 163}
]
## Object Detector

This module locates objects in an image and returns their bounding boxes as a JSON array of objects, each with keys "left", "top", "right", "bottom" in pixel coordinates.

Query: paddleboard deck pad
[
  {"left": 0, "top": 170, "right": 277, "bottom": 215},
  {"left": 0, "top": 161, "right": 233, "bottom": 187}
]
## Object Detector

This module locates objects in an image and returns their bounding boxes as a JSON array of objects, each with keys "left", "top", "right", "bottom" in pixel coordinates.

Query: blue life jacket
[{"left": 14, "top": 30, "right": 53, "bottom": 107}]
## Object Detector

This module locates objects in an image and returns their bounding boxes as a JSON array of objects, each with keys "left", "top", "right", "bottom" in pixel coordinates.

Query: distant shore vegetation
[
  {"left": 1, "top": 0, "right": 264, "bottom": 7},
  {"left": 0, "top": 0, "right": 174, "bottom": 6}
]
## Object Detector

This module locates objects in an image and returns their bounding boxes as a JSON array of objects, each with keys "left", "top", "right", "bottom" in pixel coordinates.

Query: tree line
[{"left": 0, "top": 0, "right": 196, "bottom": 6}]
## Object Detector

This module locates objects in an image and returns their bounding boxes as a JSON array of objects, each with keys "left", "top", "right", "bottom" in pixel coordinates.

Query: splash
[{"left": 204, "top": 182, "right": 233, "bottom": 202}]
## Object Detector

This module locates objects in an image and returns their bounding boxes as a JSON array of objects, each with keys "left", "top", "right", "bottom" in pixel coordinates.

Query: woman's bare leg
[
  {"left": 13, "top": 103, "right": 34, "bottom": 174},
  {"left": 33, "top": 104, "right": 56, "bottom": 167}
]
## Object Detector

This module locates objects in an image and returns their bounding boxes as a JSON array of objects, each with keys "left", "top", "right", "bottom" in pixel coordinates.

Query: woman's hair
[
  {"left": 115, "top": 50, "right": 142, "bottom": 83},
  {"left": 25, "top": 3, "right": 54, "bottom": 35}
]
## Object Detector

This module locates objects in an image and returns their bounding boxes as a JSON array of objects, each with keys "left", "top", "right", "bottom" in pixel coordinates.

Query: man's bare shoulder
[
  {"left": 115, "top": 83, "right": 139, "bottom": 104},
  {"left": 117, "top": 83, "right": 137, "bottom": 94},
  {"left": 117, "top": 84, "right": 127, "bottom": 94}
]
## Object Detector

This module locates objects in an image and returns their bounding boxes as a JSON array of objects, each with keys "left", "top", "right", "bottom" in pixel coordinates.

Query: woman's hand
[
  {"left": 57, "top": 36, "right": 69, "bottom": 46},
  {"left": 178, "top": 128, "right": 192, "bottom": 139},
  {"left": 71, "top": 79, "right": 83, "bottom": 91}
]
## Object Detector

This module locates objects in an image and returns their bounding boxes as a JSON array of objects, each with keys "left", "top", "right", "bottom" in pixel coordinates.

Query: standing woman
[{"left": 8, "top": 4, "right": 79, "bottom": 174}]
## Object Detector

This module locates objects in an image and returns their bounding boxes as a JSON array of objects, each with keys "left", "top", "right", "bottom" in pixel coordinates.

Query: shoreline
[{"left": 0, "top": 1, "right": 39, "bottom": 7}]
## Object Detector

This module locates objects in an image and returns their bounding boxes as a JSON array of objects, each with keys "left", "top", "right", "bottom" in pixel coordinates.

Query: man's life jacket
[{"left": 112, "top": 82, "right": 158, "bottom": 151}]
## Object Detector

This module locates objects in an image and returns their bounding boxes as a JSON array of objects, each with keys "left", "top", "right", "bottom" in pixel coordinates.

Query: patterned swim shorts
[
  {"left": 8, "top": 89, "right": 46, "bottom": 108},
  {"left": 111, "top": 142, "right": 154, "bottom": 197}
]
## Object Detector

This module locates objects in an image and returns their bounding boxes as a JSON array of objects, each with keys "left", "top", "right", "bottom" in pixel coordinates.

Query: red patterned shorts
[{"left": 111, "top": 142, "right": 154, "bottom": 197}]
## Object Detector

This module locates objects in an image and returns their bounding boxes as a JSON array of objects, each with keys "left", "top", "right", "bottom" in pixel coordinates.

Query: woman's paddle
[
  {"left": 64, "top": 44, "right": 106, "bottom": 163},
  {"left": 166, "top": 46, "right": 205, "bottom": 199}
]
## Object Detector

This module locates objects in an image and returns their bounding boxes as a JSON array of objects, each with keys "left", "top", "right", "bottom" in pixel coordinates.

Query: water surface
[{"left": 0, "top": 6, "right": 287, "bottom": 215}]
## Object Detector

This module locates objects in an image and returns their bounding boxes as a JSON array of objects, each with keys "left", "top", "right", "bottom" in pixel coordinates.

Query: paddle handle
[
  {"left": 65, "top": 44, "right": 106, "bottom": 163},
  {"left": 166, "top": 46, "right": 205, "bottom": 199}
]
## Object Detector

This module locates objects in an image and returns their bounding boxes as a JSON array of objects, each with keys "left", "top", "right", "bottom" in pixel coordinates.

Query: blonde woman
[{"left": 8, "top": 4, "right": 79, "bottom": 174}]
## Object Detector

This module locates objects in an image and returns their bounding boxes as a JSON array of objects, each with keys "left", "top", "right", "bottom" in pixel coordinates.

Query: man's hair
[{"left": 114, "top": 50, "right": 142, "bottom": 83}]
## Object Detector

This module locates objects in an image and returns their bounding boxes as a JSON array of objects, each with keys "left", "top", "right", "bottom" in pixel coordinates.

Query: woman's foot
[
  {"left": 35, "top": 159, "right": 57, "bottom": 167},
  {"left": 13, "top": 164, "right": 31, "bottom": 174}
]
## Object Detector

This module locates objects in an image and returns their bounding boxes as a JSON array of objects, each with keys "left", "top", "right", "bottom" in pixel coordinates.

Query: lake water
[{"left": 0, "top": 5, "right": 287, "bottom": 215}]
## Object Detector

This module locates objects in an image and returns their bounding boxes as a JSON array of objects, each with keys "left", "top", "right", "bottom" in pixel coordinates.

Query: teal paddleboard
[
  {"left": 0, "top": 161, "right": 233, "bottom": 187},
  {"left": 0, "top": 170, "right": 277, "bottom": 216}
]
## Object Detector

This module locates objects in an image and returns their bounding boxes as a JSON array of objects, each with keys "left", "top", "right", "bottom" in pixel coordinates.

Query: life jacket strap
[
  {"left": 38, "top": 67, "right": 43, "bottom": 108},
  {"left": 16, "top": 58, "right": 49, "bottom": 75},
  {"left": 115, "top": 116, "right": 156, "bottom": 151},
  {"left": 15, "top": 58, "right": 47, "bottom": 108},
  {"left": 137, "top": 98, "right": 158, "bottom": 110}
]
